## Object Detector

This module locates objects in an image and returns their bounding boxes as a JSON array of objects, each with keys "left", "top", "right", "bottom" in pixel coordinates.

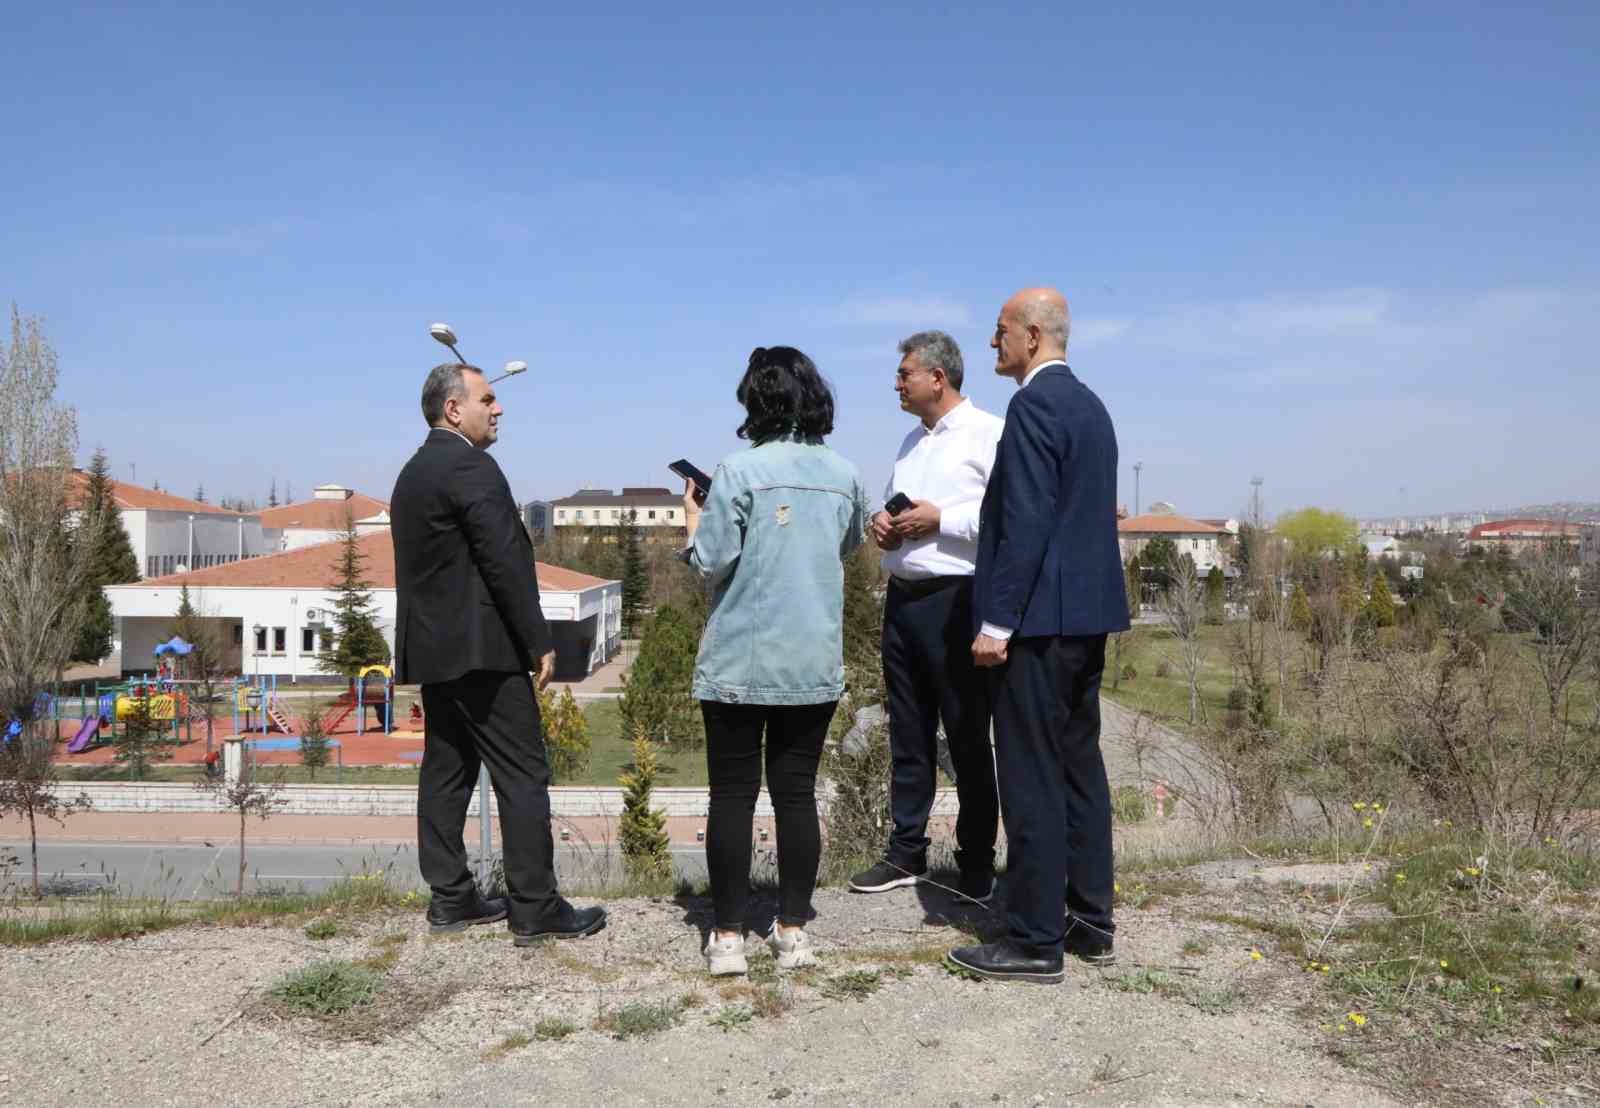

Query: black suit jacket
[
  {"left": 390, "top": 428, "right": 552, "bottom": 685},
  {"left": 973, "top": 365, "right": 1131, "bottom": 639}
]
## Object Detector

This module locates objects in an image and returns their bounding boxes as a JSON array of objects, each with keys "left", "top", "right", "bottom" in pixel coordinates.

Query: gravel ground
[{"left": 0, "top": 875, "right": 1403, "bottom": 1108}]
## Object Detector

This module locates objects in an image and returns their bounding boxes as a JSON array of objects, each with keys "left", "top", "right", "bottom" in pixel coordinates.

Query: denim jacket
[{"left": 684, "top": 436, "right": 868, "bottom": 705}]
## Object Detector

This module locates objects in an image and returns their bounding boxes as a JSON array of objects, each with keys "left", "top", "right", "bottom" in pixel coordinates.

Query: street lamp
[
  {"left": 490, "top": 360, "right": 527, "bottom": 385},
  {"left": 428, "top": 324, "right": 529, "bottom": 384}
]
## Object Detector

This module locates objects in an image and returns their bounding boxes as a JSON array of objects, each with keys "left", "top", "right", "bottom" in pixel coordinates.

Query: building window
[
  {"left": 233, "top": 625, "right": 243, "bottom": 645},
  {"left": 666, "top": 510, "right": 675, "bottom": 521},
  {"left": 647, "top": 510, "right": 656, "bottom": 520},
  {"left": 611, "top": 509, "right": 620, "bottom": 520},
  {"left": 575, "top": 510, "right": 584, "bottom": 521},
  {"left": 253, "top": 626, "right": 267, "bottom": 653},
  {"left": 146, "top": 556, "right": 157, "bottom": 577},
  {"left": 272, "top": 627, "right": 287, "bottom": 655},
  {"left": 557, "top": 510, "right": 566, "bottom": 522},
  {"left": 301, "top": 628, "right": 317, "bottom": 653}
]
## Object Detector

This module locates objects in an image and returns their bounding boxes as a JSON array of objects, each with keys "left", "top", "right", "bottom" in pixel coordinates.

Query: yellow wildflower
[
  {"left": 1465, "top": 866, "right": 1480, "bottom": 877},
  {"left": 1394, "top": 873, "right": 1407, "bottom": 884},
  {"left": 1352, "top": 802, "right": 1366, "bottom": 811},
  {"left": 1249, "top": 948, "right": 1263, "bottom": 961},
  {"left": 1362, "top": 818, "right": 1374, "bottom": 830},
  {"left": 1439, "top": 959, "right": 1449, "bottom": 969},
  {"left": 1114, "top": 882, "right": 1120, "bottom": 893},
  {"left": 1346, "top": 1012, "right": 1367, "bottom": 1027},
  {"left": 1371, "top": 802, "right": 1384, "bottom": 812}
]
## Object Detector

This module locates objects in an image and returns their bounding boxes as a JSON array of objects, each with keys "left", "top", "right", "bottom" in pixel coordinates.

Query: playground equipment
[
  {"left": 232, "top": 674, "right": 295, "bottom": 736},
  {"left": 316, "top": 665, "right": 394, "bottom": 736}
]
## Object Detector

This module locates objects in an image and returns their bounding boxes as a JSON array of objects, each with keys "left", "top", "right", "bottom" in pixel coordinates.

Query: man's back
[
  {"left": 975, "top": 365, "right": 1129, "bottom": 638},
  {"left": 391, "top": 428, "right": 549, "bottom": 685}
]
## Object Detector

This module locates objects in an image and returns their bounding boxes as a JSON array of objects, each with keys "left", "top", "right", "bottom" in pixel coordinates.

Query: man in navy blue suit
[{"left": 949, "top": 287, "right": 1130, "bottom": 983}]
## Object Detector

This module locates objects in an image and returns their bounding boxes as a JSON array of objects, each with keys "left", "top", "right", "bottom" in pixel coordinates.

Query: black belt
[{"left": 888, "top": 574, "right": 968, "bottom": 599}]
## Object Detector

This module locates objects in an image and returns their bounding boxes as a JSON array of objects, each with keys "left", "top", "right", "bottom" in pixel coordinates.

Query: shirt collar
[
  {"left": 925, "top": 397, "right": 973, "bottom": 435},
  {"left": 432, "top": 426, "right": 475, "bottom": 448},
  {"left": 1021, "top": 359, "right": 1068, "bottom": 389}
]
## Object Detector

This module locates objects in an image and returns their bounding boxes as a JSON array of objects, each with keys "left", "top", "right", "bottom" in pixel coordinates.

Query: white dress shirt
[
  {"left": 981, "top": 360, "right": 1068, "bottom": 640},
  {"left": 881, "top": 398, "right": 1004, "bottom": 581}
]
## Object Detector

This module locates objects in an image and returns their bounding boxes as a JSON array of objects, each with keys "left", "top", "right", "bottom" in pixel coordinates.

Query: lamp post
[{"left": 250, "top": 624, "right": 264, "bottom": 736}]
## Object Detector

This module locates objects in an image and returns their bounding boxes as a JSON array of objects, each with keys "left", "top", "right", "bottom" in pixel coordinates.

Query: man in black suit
[
  {"left": 391, "top": 361, "right": 605, "bottom": 944},
  {"left": 949, "top": 287, "right": 1129, "bottom": 983}
]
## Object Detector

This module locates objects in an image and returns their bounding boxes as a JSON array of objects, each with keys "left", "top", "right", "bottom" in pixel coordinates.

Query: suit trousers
[
  {"left": 419, "top": 671, "right": 557, "bottom": 928},
  {"left": 881, "top": 576, "right": 998, "bottom": 874},
  {"left": 989, "top": 634, "right": 1114, "bottom": 955}
]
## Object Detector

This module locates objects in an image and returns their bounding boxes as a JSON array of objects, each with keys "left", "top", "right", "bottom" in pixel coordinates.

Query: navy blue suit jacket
[{"left": 973, "top": 365, "right": 1131, "bottom": 639}]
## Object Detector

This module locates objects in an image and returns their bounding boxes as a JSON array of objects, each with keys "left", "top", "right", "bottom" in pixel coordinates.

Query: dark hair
[{"left": 735, "top": 346, "right": 835, "bottom": 443}]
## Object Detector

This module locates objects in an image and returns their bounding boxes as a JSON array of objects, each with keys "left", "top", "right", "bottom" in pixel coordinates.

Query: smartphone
[
  {"left": 885, "top": 492, "right": 913, "bottom": 516},
  {"left": 669, "top": 459, "right": 712, "bottom": 503}
]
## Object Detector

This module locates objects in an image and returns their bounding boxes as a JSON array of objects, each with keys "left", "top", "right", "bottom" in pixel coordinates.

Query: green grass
[
  {"left": 709, "top": 1004, "right": 754, "bottom": 1032},
  {"left": 533, "top": 1016, "right": 578, "bottom": 1041},
  {"left": 267, "top": 959, "right": 382, "bottom": 1015},
  {"left": 820, "top": 969, "right": 883, "bottom": 1001},
  {"left": 303, "top": 917, "right": 339, "bottom": 940},
  {"left": 596, "top": 1000, "right": 682, "bottom": 1039},
  {"left": 1102, "top": 623, "right": 1241, "bottom": 724},
  {"left": 482, "top": 1031, "right": 533, "bottom": 1059},
  {"left": 575, "top": 700, "right": 707, "bottom": 787},
  {"left": 0, "top": 874, "right": 425, "bottom": 947}
]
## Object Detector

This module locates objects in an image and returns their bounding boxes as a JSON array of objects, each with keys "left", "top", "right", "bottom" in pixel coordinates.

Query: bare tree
[
  {"left": 0, "top": 309, "right": 103, "bottom": 893},
  {"left": 195, "top": 763, "right": 286, "bottom": 895},
  {"left": 1158, "top": 553, "right": 1208, "bottom": 724}
]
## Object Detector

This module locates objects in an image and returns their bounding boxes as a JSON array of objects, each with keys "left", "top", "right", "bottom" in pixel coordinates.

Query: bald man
[{"left": 948, "top": 288, "right": 1130, "bottom": 983}]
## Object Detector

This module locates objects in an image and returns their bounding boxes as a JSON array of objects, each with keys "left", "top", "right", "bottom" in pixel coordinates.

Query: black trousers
[
  {"left": 881, "top": 577, "right": 998, "bottom": 874},
  {"left": 419, "top": 671, "right": 558, "bottom": 928},
  {"left": 701, "top": 700, "right": 837, "bottom": 932},
  {"left": 990, "top": 634, "right": 1114, "bottom": 955}
]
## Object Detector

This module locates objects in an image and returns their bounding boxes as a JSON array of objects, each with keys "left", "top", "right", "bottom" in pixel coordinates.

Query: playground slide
[
  {"left": 66, "top": 716, "right": 101, "bottom": 754},
  {"left": 266, "top": 704, "right": 294, "bottom": 733}
]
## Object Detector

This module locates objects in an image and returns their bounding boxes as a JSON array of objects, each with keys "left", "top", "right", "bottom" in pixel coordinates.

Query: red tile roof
[
  {"left": 1117, "top": 513, "right": 1227, "bottom": 535},
  {"left": 69, "top": 470, "right": 245, "bottom": 515},
  {"left": 258, "top": 492, "right": 390, "bottom": 530},
  {"left": 1467, "top": 519, "right": 1584, "bottom": 540},
  {"left": 132, "top": 531, "right": 614, "bottom": 592}
]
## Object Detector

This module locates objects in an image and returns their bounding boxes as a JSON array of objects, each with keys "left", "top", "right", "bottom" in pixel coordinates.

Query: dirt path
[{"left": 0, "top": 880, "right": 1398, "bottom": 1107}]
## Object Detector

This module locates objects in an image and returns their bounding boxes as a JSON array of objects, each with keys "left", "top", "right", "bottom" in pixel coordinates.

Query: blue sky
[{"left": 7, "top": 1, "right": 1597, "bottom": 520}]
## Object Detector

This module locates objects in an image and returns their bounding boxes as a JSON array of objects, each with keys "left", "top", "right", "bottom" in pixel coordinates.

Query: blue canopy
[{"left": 154, "top": 636, "right": 194, "bottom": 656}]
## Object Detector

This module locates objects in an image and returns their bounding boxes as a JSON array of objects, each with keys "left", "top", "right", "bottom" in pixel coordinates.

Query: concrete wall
[
  {"left": 64, "top": 781, "right": 960, "bottom": 818},
  {"left": 128, "top": 509, "right": 273, "bottom": 577}
]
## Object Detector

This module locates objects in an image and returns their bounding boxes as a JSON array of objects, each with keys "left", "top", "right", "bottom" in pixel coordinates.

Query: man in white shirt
[{"left": 848, "top": 331, "right": 1004, "bottom": 903}]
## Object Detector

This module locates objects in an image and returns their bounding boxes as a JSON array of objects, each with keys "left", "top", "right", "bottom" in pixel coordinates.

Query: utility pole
[
  {"left": 1133, "top": 462, "right": 1143, "bottom": 517},
  {"left": 1250, "top": 476, "right": 1264, "bottom": 528}
]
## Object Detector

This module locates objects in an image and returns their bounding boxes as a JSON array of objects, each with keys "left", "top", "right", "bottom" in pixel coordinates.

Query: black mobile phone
[
  {"left": 669, "top": 459, "right": 712, "bottom": 503},
  {"left": 885, "top": 492, "right": 913, "bottom": 516}
]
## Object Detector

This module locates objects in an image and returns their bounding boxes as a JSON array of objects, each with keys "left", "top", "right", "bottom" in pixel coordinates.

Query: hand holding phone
[
  {"left": 669, "top": 459, "right": 712, "bottom": 504},
  {"left": 885, "top": 492, "right": 913, "bottom": 516}
]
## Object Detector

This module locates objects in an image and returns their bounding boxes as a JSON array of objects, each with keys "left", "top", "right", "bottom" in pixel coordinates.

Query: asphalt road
[{"left": 2, "top": 839, "right": 712, "bottom": 899}]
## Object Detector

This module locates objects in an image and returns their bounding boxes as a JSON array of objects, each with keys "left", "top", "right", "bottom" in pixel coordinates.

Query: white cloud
[{"left": 1073, "top": 317, "right": 1133, "bottom": 347}]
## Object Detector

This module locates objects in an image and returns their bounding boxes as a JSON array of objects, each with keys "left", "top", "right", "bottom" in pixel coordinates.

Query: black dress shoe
[
  {"left": 947, "top": 940, "right": 1064, "bottom": 983},
  {"left": 511, "top": 901, "right": 607, "bottom": 945},
  {"left": 1064, "top": 921, "right": 1116, "bottom": 966},
  {"left": 427, "top": 894, "right": 509, "bottom": 935}
]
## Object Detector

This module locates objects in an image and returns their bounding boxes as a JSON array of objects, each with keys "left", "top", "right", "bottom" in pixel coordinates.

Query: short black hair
[{"left": 735, "top": 346, "right": 835, "bottom": 443}]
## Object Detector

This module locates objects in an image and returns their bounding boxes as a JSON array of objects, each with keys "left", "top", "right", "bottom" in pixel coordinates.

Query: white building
[
  {"left": 70, "top": 470, "right": 273, "bottom": 578},
  {"left": 105, "top": 530, "right": 621, "bottom": 682},
  {"left": 1117, "top": 513, "right": 1230, "bottom": 573},
  {"left": 259, "top": 484, "right": 391, "bottom": 551},
  {"left": 550, "top": 487, "right": 687, "bottom": 538}
]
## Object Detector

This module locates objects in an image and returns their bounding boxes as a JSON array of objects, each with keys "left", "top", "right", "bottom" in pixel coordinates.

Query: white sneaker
[
  {"left": 766, "top": 926, "right": 818, "bottom": 970},
  {"left": 704, "top": 932, "right": 748, "bottom": 976}
]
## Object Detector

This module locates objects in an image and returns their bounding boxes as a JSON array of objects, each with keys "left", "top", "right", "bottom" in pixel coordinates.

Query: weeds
[
  {"left": 709, "top": 1004, "right": 754, "bottom": 1033},
  {"left": 534, "top": 1017, "right": 578, "bottom": 1041},
  {"left": 482, "top": 1031, "right": 532, "bottom": 1060},
  {"left": 596, "top": 1000, "right": 681, "bottom": 1039},
  {"left": 267, "top": 960, "right": 381, "bottom": 1015},
  {"left": 304, "top": 918, "right": 338, "bottom": 940}
]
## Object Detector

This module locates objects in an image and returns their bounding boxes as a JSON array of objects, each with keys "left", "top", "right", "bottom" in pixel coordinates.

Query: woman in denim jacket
[{"left": 681, "top": 346, "right": 867, "bottom": 976}]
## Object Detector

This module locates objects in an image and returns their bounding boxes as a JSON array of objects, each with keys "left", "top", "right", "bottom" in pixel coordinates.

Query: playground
[{"left": 40, "top": 640, "right": 427, "bottom": 772}]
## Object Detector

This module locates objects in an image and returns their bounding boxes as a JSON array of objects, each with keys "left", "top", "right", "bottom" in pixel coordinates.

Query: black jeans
[
  {"left": 701, "top": 699, "right": 838, "bottom": 932},
  {"left": 419, "top": 671, "right": 558, "bottom": 929},
  {"left": 881, "top": 576, "right": 998, "bottom": 875},
  {"left": 990, "top": 634, "right": 1114, "bottom": 955}
]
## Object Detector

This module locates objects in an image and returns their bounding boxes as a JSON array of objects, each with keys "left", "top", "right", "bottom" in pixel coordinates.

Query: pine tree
[
  {"left": 1366, "top": 570, "right": 1397, "bottom": 628},
  {"left": 70, "top": 448, "right": 140, "bottom": 663},
  {"left": 1204, "top": 565, "right": 1226, "bottom": 625},
  {"left": 619, "top": 509, "right": 648, "bottom": 637},
  {"left": 537, "top": 685, "right": 592, "bottom": 782},
  {"left": 318, "top": 517, "right": 391, "bottom": 677},
  {"left": 1125, "top": 553, "right": 1143, "bottom": 619},
  {"left": 1141, "top": 536, "right": 1177, "bottom": 590},
  {"left": 1289, "top": 583, "right": 1313, "bottom": 632},
  {"left": 298, "top": 711, "right": 330, "bottom": 780},
  {"left": 169, "top": 584, "right": 226, "bottom": 751},
  {"left": 194, "top": 483, "right": 206, "bottom": 503},
  {"left": 618, "top": 728, "right": 672, "bottom": 879},
  {"left": 619, "top": 605, "right": 703, "bottom": 747},
  {"left": 267, "top": 478, "right": 279, "bottom": 508}
]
